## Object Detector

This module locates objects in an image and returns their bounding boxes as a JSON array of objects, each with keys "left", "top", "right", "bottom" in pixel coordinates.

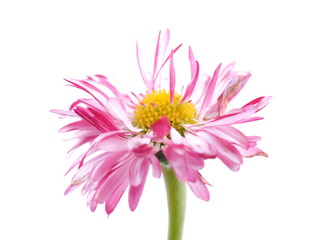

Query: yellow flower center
[{"left": 132, "top": 90, "right": 198, "bottom": 132}]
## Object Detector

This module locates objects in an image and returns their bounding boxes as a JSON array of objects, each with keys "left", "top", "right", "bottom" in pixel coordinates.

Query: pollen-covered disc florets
[{"left": 132, "top": 90, "right": 198, "bottom": 132}]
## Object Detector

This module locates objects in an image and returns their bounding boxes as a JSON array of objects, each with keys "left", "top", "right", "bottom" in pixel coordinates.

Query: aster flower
[{"left": 52, "top": 30, "right": 270, "bottom": 240}]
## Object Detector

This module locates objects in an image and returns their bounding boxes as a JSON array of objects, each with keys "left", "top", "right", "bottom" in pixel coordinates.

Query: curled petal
[
  {"left": 235, "top": 136, "right": 268, "bottom": 158},
  {"left": 238, "top": 147, "right": 268, "bottom": 158},
  {"left": 217, "top": 71, "right": 251, "bottom": 115},
  {"left": 201, "top": 96, "right": 272, "bottom": 126}
]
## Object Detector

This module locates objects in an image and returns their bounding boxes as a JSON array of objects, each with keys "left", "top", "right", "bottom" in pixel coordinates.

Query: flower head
[{"left": 52, "top": 30, "right": 271, "bottom": 215}]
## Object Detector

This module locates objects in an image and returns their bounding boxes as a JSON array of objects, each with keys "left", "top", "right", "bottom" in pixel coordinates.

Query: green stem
[{"left": 162, "top": 165, "right": 186, "bottom": 240}]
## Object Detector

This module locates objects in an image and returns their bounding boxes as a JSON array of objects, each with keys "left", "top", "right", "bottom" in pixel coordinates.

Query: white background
[{"left": 1, "top": 0, "right": 319, "bottom": 239}]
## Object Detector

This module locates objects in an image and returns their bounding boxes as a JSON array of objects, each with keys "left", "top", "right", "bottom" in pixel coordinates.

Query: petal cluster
[{"left": 52, "top": 30, "right": 270, "bottom": 214}]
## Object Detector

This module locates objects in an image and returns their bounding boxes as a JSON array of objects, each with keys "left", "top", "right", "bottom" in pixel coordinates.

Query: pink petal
[
  {"left": 128, "top": 166, "right": 149, "bottom": 211},
  {"left": 136, "top": 41, "right": 151, "bottom": 92},
  {"left": 70, "top": 157, "right": 103, "bottom": 186},
  {"left": 107, "top": 98, "right": 140, "bottom": 132},
  {"left": 187, "top": 177, "right": 210, "bottom": 201},
  {"left": 202, "top": 125, "right": 250, "bottom": 149},
  {"left": 199, "top": 63, "right": 222, "bottom": 120},
  {"left": 96, "top": 134, "right": 130, "bottom": 152},
  {"left": 164, "top": 144, "right": 203, "bottom": 182},
  {"left": 185, "top": 151, "right": 205, "bottom": 170},
  {"left": 151, "top": 116, "right": 171, "bottom": 139},
  {"left": 50, "top": 109, "right": 78, "bottom": 117},
  {"left": 213, "top": 64, "right": 249, "bottom": 108},
  {"left": 214, "top": 137, "right": 243, "bottom": 171},
  {"left": 226, "top": 71, "right": 251, "bottom": 102},
  {"left": 64, "top": 153, "right": 86, "bottom": 176},
  {"left": 188, "top": 130, "right": 218, "bottom": 156},
  {"left": 64, "top": 153, "right": 108, "bottom": 195},
  {"left": 64, "top": 184, "right": 80, "bottom": 195},
  {"left": 73, "top": 106, "right": 106, "bottom": 133},
  {"left": 169, "top": 127, "right": 184, "bottom": 145},
  {"left": 182, "top": 61, "right": 200, "bottom": 103},
  {"left": 65, "top": 79, "right": 110, "bottom": 110},
  {"left": 67, "top": 136, "right": 96, "bottom": 154},
  {"left": 151, "top": 29, "right": 170, "bottom": 90},
  {"left": 95, "top": 75, "right": 132, "bottom": 106},
  {"left": 188, "top": 47, "right": 197, "bottom": 77},
  {"left": 149, "top": 155, "right": 162, "bottom": 178},
  {"left": 181, "top": 48, "right": 200, "bottom": 102},
  {"left": 234, "top": 135, "right": 268, "bottom": 158},
  {"left": 185, "top": 132, "right": 213, "bottom": 155},
  {"left": 59, "top": 120, "right": 95, "bottom": 133},
  {"left": 181, "top": 47, "right": 200, "bottom": 103},
  {"left": 196, "top": 131, "right": 243, "bottom": 171},
  {"left": 235, "top": 116, "right": 264, "bottom": 124},
  {"left": 128, "top": 138, "right": 155, "bottom": 156},
  {"left": 152, "top": 31, "right": 164, "bottom": 86},
  {"left": 169, "top": 50, "right": 176, "bottom": 104},
  {"left": 237, "top": 146, "right": 268, "bottom": 158},
  {"left": 75, "top": 131, "right": 128, "bottom": 172},
  {"left": 218, "top": 62, "right": 236, "bottom": 81},
  {"left": 89, "top": 152, "right": 128, "bottom": 183},
  {"left": 95, "top": 161, "right": 131, "bottom": 205},
  {"left": 87, "top": 106, "right": 121, "bottom": 131},
  {"left": 153, "top": 43, "right": 183, "bottom": 86},
  {"left": 239, "top": 96, "right": 272, "bottom": 115},
  {"left": 163, "top": 145, "right": 186, "bottom": 181},
  {"left": 247, "top": 135, "right": 262, "bottom": 143},
  {"left": 129, "top": 158, "right": 150, "bottom": 186},
  {"left": 65, "top": 129, "right": 99, "bottom": 142},
  {"left": 205, "top": 96, "right": 272, "bottom": 126},
  {"left": 86, "top": 191, "right": 97, "bottom": 212},
  {"left": 105, "top": 177, "right": 130, "bottom": 215}
]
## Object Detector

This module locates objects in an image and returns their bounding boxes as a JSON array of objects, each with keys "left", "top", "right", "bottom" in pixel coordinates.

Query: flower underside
[{"left": 132, "top": 90, "right": 198, "bottom": 132}]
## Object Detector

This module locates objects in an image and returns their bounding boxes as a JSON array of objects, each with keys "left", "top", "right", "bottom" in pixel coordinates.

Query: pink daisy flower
[{"left": 52, "top": 30, "right": 271, "bottom": 215}]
